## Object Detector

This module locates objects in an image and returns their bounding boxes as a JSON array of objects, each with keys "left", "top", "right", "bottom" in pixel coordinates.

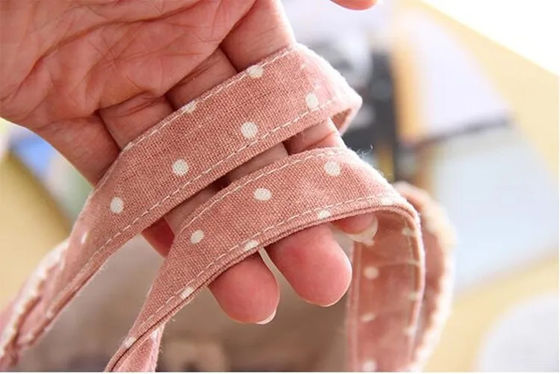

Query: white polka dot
[
  {"left": 20, "top": 333, "right": 34, "bottom": 345},
  {"left": 46, "top": 309, "right": 55, "bottom": 319},
  {"left": 190, "top": 230, "right": 204, "bottom": 244},
  {"left": 247, "top": 65, "right": 264, "bottom": 78},
  {"left": 360, "top": 313, "right": 376, "bottom": 323},
  {"left": 244, "top": 240, "right": 259, "bottom": 251},
  {"left": 241, "top": 121, "right": 258, "bottom": 139},
  {"left": 110, "top": 197, "right": 124, "bottom": 214},
  {"left": 306, "top": 93, "right": 319, "bottom": 109},
  {"left": 36, "top": 268, "right": 48, "bottom": 281},
  {"left": 317, "top": 210, "right": 331, "bottom": 219},
  {"left": 172, "top": 159, "right": 189, "bottom": 176},
  {"left": 123, "top": 336, "right": 136, "bottom": 348},
  {"left": 28, "top": 288, "right": 38, "bottom": 299},
  {"left": 408, "top": 291, "right": 422, "bottom": 301},
  {"left": 254, "top": 188, "right": 272, "bottom": 201},
  {"left": 324, "top": 161, "right": 341, "bottom": 176},
  {"left": 378, "top": 196, "right": 393, "bottom": 205},
  {"left": 363, "top": 266, "right": 379, "bottom": 280},
  {"left": 150, "top": 329, "right": 159, "bottom": 342},
  {"left": 362, "top": 360, "right": 377, "bottom": 371},
  {"left": 407, "top": 259, "right": 421, "bottom": 266},
  {"left": 403, "top": 325, "right": 416, "bottom": 337},
  {"left": 14, "top": 303, "right": 25, "bottom": 315},
  {"left": 5, "top": 325, "right": 16, "bottom": 337},
  {"left": 80, "top": 231, "right": 88, "bottom": 245},
  {"left": 402, "top": 226, "right": 414, "bottom": 237},
  {"left": 183, "top": 101, "right": 196, "bottom": 113},
  {"left": 180, "top": 286, "right": 194, "bottom": 300}
]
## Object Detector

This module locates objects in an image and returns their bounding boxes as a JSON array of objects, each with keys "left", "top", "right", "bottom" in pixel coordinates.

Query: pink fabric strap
[
  {"left": 0, "top": 43, "right": 452, "bottom": 372},
  {"left": 0, "top": 44, "right": 360, "bottom": 361},
  {"left": 107, "top": 148, "right": 423, "bottom": 371},
  {"left": 393, "top": 182, "right": 454, "bottom": 370}
]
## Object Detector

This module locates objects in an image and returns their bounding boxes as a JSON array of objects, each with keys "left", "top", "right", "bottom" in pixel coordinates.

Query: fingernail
[
  {"left": 256, "top": 309, "right": 276, "bottom": 325},
  {"left": 346, "top": 215, "right": 378, "bottom": 245}
]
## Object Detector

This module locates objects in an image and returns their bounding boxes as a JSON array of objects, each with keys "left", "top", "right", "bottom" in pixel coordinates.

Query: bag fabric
[{"left": 0, "top": 44, "right": 453, "bottom": 372}]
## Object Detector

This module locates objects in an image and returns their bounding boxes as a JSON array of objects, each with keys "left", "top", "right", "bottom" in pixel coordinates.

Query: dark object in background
[
  {"left": 343, "top": 52, "right": 400, "bottom": 183},
  {"left": 314, "top": 42, "right": 400, "bottom": 183}
]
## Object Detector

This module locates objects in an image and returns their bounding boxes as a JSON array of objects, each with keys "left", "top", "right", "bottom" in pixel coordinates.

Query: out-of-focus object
[
  {"left": 3, "top": 120, "right": 91, "bottom": 220},
  {"left": 427, "top": 257, "right": 558, "bottom": 371},
  {"left": 392, "top": 7, "right": 509, "bottom": 145},
  {"left": 0, "top": 120, "right": 9, "bottom": 161},
  {"left": 397, "top": 0, "right": 558, "bottom": 175},
  {"left": 391, "top": 0, "right": 559, "bottom": 371},
  {"left": 477, "top": 292, "right": 558, "bottom": 371},
  {"left": 0, "top": 151, "right": 69, "bottom": 305},
  {"left": 421, "top": 0, "right": 560, "bottom": 75}
]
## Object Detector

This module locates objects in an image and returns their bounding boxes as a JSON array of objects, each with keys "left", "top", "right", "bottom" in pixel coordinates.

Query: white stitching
[
  {"left": 401, "top": 217, "right": 421, "bottom": 365},
  {"left": 46, "top": 95, "right": 338, "bottom": 315},
  {"left": 117, "top": 193, "right": 417, "bottom": 367},
  {"left": 130, "top": 150, "right": 352, "bottom": 332},
  {"left": 111, "top": 178, "right": 417, "bottom": 368},
  {"left": 176, "top": 149, "right": 349, "bottom": 236},
  {"left": 92, "top": 49, "right": 294, "bottom": 195},
  {"left": 350, "top": 237, "right": 363, "bottom": 369},
  {"left": 130, "top": 194, "right": 384, "bottom": 348},
  {"left": 0, "top": 240, "right": 68, "bottom": 359},
  {"left": 122, "top": 49, "right": 293, "bottom": 153}
]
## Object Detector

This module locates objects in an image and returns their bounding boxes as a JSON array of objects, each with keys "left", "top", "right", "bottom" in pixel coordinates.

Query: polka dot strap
[
  {"left": 0, "top": 42, "right": 455, "bottom": 371},
  {"left": 392, "top": 183, "right": 454, "bottom": 371},
  {"left": 0, "top": 43, "right": 361, "bottom": 367},
  {"left": 106, "top": 148, "right": 427, "bottom": 371}
]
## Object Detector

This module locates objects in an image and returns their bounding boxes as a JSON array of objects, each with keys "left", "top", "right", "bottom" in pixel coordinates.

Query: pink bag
[{"left": 0, "top": 44, "right": 454, "bottom": 371}]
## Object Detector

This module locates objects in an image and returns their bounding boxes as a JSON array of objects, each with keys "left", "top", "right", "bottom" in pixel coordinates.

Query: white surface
[
  {"left": 400, "top": 11, "right": 508, "bottom": 138},
  {"left": 422, "top": 0, "right": 560, "bottom": 74},
  {"left": 476, "top": 292, "right": 559, "bottom": 371},
  {"left": 430, "top": 127, "right": 558, "bottom": 290}
]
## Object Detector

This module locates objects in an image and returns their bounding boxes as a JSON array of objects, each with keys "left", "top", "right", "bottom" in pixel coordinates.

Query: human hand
[{"left": 0, "top": 0, "right": 376, "bottom": 324}]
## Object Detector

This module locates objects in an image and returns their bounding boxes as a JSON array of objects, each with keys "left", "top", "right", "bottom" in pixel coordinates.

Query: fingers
[
  {"left": 330, "top": 0, "right": 377, "bottom": 10},
  {"left": 99, "top": 49, "right": 279, "bottom": 324},
  {"left": 13, "top": 1, "right": 254, "bottom": 128},
  {"left": 221, "top": 0, "right": 295, "bottom": 63},
  {"left": 222, "top": 0, "right": 353, "bottom": 307},
  {"left": 209, "top": 253, "right": 279, "bottom": 324},
  {"left": 270, "top": 222, "right": 353, "bottom": 306},
  {"left": 164, "top": 49, "right": 280, "bottom": 324},
  {"left": 35, "top": 115, "right": 119, "bottom": 183}
]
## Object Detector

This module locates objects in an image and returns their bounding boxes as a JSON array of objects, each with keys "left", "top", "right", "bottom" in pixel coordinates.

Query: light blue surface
[
  {"left": 11, "top": 134, "right": 55, "bottom": 180},
  {"left": 427, "top": 126, "right": 558, "bottom": 290}
]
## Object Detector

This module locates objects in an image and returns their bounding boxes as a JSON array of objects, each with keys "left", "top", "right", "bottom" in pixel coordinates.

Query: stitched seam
[
  {"left": 176, "top": 149, "right": 348, "bottom": 236},
  {"left": 401, "top": 216, "right": 417, "bottom": 363},
  {"left": 132, "top": 193, "right": 380, "bottom": 339},
  {"left": 93, "top": 48, "right": 294, "bottom": 194},
  {"left": 410, "top": 231, "right": 453, "bottom": 366},
  {"left": 123, "top": 49, "right": 293, "bottom": 152},
  {"left": 46, "top": 95, "right": 338, "bottom": 315},
  {"left": 351, "top": 241, "right": 362, "bottom": 369},
  {"left": 0, "top": 241, "right": 68, "bottom": 359}
]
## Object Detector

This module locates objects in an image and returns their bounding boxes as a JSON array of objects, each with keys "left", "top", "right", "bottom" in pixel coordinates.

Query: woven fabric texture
[{"left": 0, "top": 44, "right": 453, "bottom": 372}]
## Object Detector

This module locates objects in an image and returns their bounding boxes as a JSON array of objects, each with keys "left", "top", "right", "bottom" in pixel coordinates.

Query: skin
[{"left": 0, "top": 0, "right": 376, "bottom": 324}]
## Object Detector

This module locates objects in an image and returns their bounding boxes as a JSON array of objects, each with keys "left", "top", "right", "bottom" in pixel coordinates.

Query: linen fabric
[{"left": 0, "top": 44, "right": 453, "bottom": 372}]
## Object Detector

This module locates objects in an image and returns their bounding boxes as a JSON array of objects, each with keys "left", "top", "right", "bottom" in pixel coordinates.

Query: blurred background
[{"left": 1, "top": 0, "right": 558, "bottom": 371}]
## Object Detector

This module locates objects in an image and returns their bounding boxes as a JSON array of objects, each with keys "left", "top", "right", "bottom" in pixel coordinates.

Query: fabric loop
[
  {"left": 0, "top": 42, "right": 454, "bottom": 373},
  {"left": 106, "top": 147, "right": 425, "bottom": 371},
  {"left": 0, "top": 43, "right": 360, "bottom": 365}
]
